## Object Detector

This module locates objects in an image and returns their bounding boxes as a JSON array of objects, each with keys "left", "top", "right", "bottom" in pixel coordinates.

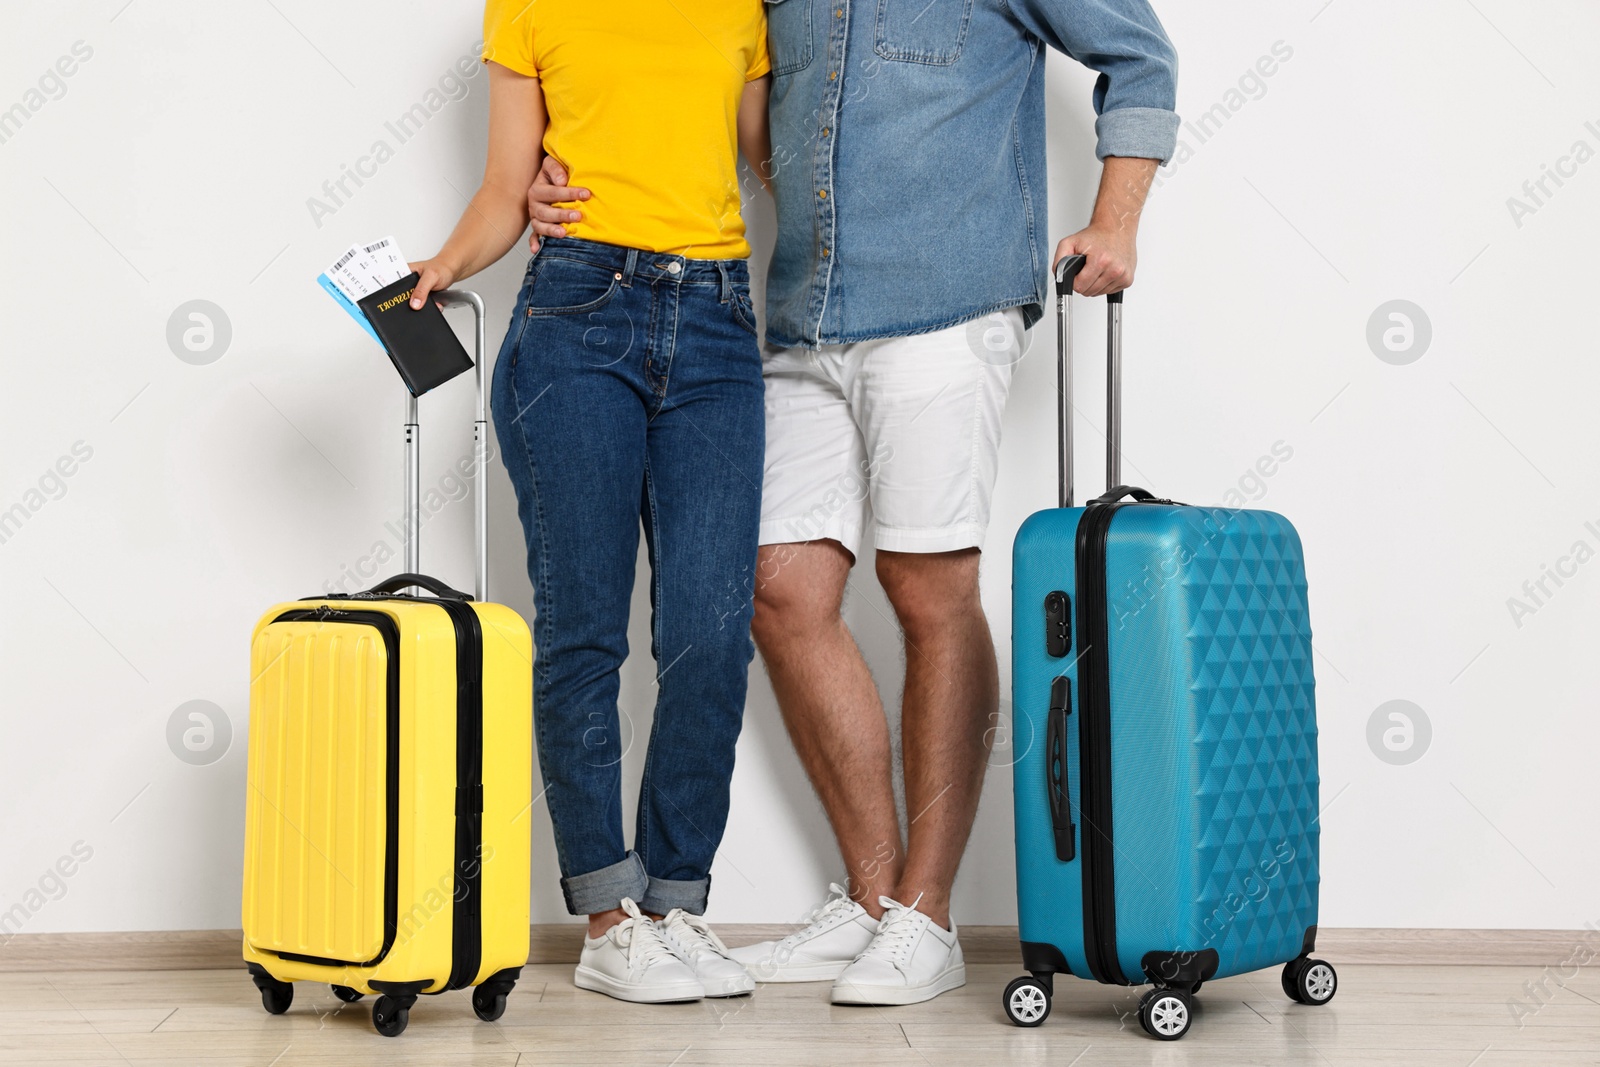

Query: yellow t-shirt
[{"left": 483, "top": 0, "right": 770, "bottom": 260}]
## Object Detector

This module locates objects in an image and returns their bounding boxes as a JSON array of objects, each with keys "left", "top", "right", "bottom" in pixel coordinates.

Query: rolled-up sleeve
[{"left": 1005, "top": 0, "right": 1180, "bottom": 163}]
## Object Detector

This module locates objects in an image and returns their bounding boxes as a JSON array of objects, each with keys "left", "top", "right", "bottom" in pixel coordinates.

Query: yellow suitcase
[{"left": 241, "top": 293, "right": 532, "bottom": 1038}]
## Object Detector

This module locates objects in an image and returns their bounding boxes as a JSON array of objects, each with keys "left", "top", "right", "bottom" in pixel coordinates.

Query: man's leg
[
  {"left": 751, "top": 540, "right": 903, "bottom": 916},
  {"left": 874, "top": 548, "right": 997, "bottom": 931},
  {"left": 817, "top": 312, "right": 1015, "bottom": 1005},
  {"left": 751, "top": 339, "right": 904, "bottom": 914},
  {"left": 842, "top": 309, "right": 1017, "bottom": 933}
]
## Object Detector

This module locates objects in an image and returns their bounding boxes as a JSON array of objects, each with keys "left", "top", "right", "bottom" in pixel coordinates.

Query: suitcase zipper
[
  {"left": 433, "top": 599, "right": 486, "bottom": 991},
  {"left": 1074, "top": 503, "right": 1130, "bottom": 986}
]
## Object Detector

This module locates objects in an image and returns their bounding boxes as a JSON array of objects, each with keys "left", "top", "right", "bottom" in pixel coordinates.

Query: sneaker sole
[
  {"left": 573, "top": 965, "right": 704, "bottom": 1004},
  {"left": 700, "top": 975, "right": 757, "bottom": 998},
  {"left": 830, "top": 962, "right": 967, "bottom": 1006},
  {"left": 735, "top": 959, "right": 853, "bottom": 984}
]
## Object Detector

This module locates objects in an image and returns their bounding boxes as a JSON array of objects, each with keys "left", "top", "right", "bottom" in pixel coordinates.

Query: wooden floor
[{"left": 3, "top": 961, "right": 1598, "bottom": 1066}]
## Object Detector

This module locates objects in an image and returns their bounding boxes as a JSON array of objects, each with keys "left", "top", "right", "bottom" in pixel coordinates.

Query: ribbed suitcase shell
[
  {"left": 241, "top": 596, "right": 533, "bottom": 995},
  {"left": 1012, "top": 503, "right": 1319, "bottom": 984}
]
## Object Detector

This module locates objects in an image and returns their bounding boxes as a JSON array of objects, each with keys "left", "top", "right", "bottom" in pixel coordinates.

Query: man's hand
[
  {"left": 527, "top": 156, "right": 591, "bottom": 251},
  {"left": 1054, "top": 225, "right": 1137, "bottom": 299},
  {"left": 1052, "top": 156, "right": 1159, "bottom": 298}
]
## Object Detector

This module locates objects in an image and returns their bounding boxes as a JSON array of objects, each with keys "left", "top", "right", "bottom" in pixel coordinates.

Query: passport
[{"left": 356, "top": 272, "right": 473, "bottom": 397}]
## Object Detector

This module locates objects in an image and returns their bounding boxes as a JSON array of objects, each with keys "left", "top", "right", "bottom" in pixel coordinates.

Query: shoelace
[
  {"left": 661, "top": 910, "right": 734, "bottom": 962},
  {"left": 779, "top": 883, "right": 859, "bottom": 947},
  {"left": 614, "top": 898, "right": 679, "bottom": 973},
  {"left": 857, "top": 895, "right": 927, "bottom": 970}
]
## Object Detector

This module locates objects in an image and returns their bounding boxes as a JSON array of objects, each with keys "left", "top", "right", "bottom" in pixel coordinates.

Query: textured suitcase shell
[{"left": 1012, "top": 503, "right": 1319, "bottom": 984}]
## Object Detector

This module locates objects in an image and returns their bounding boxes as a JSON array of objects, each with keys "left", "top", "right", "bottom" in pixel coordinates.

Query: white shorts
[{"left": 759, "top": 308, "right": 1024, "bottom": 556}]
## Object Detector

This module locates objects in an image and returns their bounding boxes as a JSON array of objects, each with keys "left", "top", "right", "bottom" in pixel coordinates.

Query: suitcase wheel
[
  {"left": 330, "top": 984, "right": 364, "bottom": 1003},
  {"left": 472, "top": 986, "right": 508, "bottom": 1022},
  {"left": 1282, "top": 958, "right": 1338, "bottom": 1006},
  {"left": 471, "top": 968, "right": 521, "bottom": 1024},
  {"left": 372, "top": 994, "right": 413, "bottom": 1037},
  {"left": 249, "top": 971, "right": 293, "bottom": 1016},
  {"left": 1002, "top": 976, "right": 1051, "bottom": 1027},
  {"left": 1137, "top": 988, "right": 1193, "bottom": 1040}
]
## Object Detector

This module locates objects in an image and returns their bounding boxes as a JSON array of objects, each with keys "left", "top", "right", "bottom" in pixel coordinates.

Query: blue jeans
[{"left": 490, "top": 237, "right": 764, "bottom": 917}]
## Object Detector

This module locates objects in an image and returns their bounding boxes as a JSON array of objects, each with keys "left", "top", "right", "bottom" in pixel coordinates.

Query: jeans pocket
[
  {"left": 874, "top": 0, "right": 972, "bottom": 66},
  {"left": 730, "top": 285, "right": 759, "bottom": 337},
  {"left": 765, "top": 0, "right": 814, "bottom": 77},
  {"left": 527, "top": 256, "right": 622, "bottom": 316}
]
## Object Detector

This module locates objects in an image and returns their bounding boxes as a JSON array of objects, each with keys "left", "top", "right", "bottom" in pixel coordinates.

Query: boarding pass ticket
[{"left": 325, "top": 236, "right": 410, "bottom": 302}]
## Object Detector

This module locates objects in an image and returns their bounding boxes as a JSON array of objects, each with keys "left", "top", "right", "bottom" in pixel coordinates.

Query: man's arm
[
  {"left": 1055, "top": 156, "right": 1158, "bottom": 297},
  {"left": 1006, "top": 0, "right": 1179, "bottom": 294},
  {"left": 738, "top": 75, "right": 773, "bottom": 191}
]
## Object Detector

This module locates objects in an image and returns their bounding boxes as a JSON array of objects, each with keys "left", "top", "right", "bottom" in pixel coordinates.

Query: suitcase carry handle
[
  {"left": 1052, "top": 255, "right": 1125, "bottom": 509},
  {"left": 364, "top": 573, "right": 473, "bottom": 601},
  {"left": 390, "top": 290, "right": 492, "bottom": 601},
  {"left": 1093, "top": 485, "right": 1155, "bottom": 504},
  {"left": 1046, "top": 675, "right": 1075, "bottom": 862},
  {"left": 1087, "top": 485, "right": 1183, "bottom": 506}
]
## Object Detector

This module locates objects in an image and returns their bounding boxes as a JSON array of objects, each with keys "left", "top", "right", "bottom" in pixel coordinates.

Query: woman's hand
[{"left": 408, "top": 258, "right": 457, "bottom": 310}]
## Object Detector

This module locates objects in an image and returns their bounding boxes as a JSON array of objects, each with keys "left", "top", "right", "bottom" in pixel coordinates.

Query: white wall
[{"left": 2, "top": 0, "right": 1597, "bottom": 935}]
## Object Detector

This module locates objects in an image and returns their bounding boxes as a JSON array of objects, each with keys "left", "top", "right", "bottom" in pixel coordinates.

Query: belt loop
[
  {"left": 718, "top": 262, "right": 731, "bottom": 303},
  {"left": 622, "top": 249, "right": 638, "bottom": 288}
]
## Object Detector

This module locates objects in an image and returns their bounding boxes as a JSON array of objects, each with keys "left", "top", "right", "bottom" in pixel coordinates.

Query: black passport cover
[{"left": 356, "top": 272, "right": 473, "bottom": 397}]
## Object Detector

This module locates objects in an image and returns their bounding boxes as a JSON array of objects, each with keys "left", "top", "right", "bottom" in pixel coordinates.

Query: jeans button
[{"left": 666, "top": 262, "right": 681, "bottom": 275}]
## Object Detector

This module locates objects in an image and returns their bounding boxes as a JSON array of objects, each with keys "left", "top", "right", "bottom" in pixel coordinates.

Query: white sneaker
[
  {"left": 726, "top": 883, "right": 879, "bottom": 983},
  {"left": 830, "top": 896, "right": 965, "bottom": 1006},
  {"left": 573, "top": 898, "right": 704, "bottom": 1003},
  {"left": 658, "top": 909, "right": 756, "bottom": 998}
]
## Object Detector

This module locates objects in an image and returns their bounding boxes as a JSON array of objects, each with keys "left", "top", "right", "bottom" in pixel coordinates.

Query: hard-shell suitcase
[
  {"left": 1005, "top": 258, "right": 1336, "bottom": 1040},
  {"left": 241, "top": 291, "right": 534, "bottom": 1038}
]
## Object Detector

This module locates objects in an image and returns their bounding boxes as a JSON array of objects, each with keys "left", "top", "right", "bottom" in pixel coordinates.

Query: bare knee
[
  {"left": 752, "top": 540, "right": 853, "bottom": 650},
  {"left": 875, "top": 548, "right": 984, "bottom": 637}
]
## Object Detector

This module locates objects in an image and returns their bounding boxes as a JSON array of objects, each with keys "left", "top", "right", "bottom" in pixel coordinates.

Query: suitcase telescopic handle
[
  {"left": 398, "top": 290, "right": 491, "bottom": 601},
  {"left": 1052, "top": 256, "right": 1125, "bottom": 509}
]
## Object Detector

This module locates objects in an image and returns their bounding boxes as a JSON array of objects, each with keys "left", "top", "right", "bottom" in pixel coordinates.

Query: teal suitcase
[{"left": 1004, "top": 258, "right": 1336, "bottom": 1040}]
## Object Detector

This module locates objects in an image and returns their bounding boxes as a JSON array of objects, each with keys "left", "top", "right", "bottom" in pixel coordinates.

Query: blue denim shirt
[{"left": 762, "top": 0, "right": 1179, "bottom": 348}]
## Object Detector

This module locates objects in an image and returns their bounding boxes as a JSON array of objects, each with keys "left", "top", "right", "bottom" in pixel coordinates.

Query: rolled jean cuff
[
  {"left": 561, "top": 851, "right": 648, "bottom": 916},
  {"left": 639, "top": 874, "right": 711, "bottom": 917}
]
